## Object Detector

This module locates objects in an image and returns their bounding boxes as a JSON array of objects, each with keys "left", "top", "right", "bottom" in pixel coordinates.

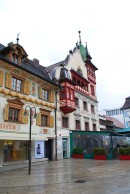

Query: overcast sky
[{"left": 0, "top": 0, "right": 130, "bottom": 112}]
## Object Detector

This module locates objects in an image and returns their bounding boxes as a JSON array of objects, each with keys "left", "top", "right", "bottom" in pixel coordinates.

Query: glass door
[{"left": 62, "top": 138, "right": 67, "bottom": 158}]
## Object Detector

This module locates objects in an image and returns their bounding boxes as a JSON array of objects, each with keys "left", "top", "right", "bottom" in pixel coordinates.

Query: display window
[{"left": 4, "top": 141, "right": 28, "bottom": 162}]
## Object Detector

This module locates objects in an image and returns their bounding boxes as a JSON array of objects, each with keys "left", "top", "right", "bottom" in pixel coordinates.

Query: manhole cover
[{"left": 74, "top": 180, "right": 86, "bottom": 183}]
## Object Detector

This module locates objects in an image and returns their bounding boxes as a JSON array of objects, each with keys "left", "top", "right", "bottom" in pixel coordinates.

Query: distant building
[
  {"left": 99, "top": 115, "right": 106, "bottom": 131},
  {"left": 99, "top": 114, "right": 124, "bottom": 132},
  {"left": 105, "top": 116, "right": 124, "bottom": 131},
  {"left": 105, "top": 108, "right": 124, "bottom": 125},
  {"left": 121, "top": 96, "right": 130, "bottom": 128}
]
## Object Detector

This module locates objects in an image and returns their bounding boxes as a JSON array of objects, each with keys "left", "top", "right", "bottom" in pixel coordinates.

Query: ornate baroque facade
[{"left": 0, "top": 40, "right": 59, "bottom": 171}]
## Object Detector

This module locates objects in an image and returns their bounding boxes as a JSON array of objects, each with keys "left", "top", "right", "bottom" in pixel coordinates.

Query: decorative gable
[{"left": 7, "top": 97, "right": 24, "bottom": 108}]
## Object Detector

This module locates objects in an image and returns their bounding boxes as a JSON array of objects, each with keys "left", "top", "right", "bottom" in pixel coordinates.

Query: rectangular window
[
  {"left": 75, "top": 97, "right": 79, "bottom": 107},
  {"left": 91, "top": 85, "right": 95, "bottom": 96},
  {"left": 76, "top": 120, "right": 80, "bottom": 130},
  {"left": 9, "top": 108, "right": 19, "bottom": 122},
  {"left": 83, "top": 101, "right": 87, "bottom": 110},
  {"left": 91, "top": 105, "right": 95, "bottom": 113},
  {"left": 41, "top": 115, "right": 48, "bottom": 126},
  {"left": 85, "top": 122, "right": 89, "bottom": 131},
  {"left": 12, "top": 77, "right": 22, "bottom": 92},
  {"left": 93, "top": 124, "right": 96, "bottom": 131},
  {"left": 70, "top": 89, "right": 74, "bottom": 100},
  {"left": 42, "top": 89, "right": 49, "bottom": 101},
  {"left": 62, "top": 117, "right": 69, "bottom": 128},
  {"left": 67, "top": 88, "right": 70, "bottom": 99}
]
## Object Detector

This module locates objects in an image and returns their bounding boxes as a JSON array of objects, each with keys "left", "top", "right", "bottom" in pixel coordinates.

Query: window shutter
[
  {"left": 23, "top": 80, "right": 31, "bottom": 95},
  {"left": 22, "top": 109, "right": 29, "bottom": 124},
  {"left": 38, "top": 86, "right": 42, "bottom": 99},
  {"left": 4, "top": 104, "right": 9, "bottom": 121},
  {"left": 49, "top": 116, "right": 54, "bottom": 128},
  {"left": 0, "top": 70, "right": 4, "bottom": 87},
  {"left": 49, "top": 90, "right": 55, "bottom": 103},
  {"left": 36, "top": 113, "right": 41, "bottom": 126},
  {"left": 5, "top": 73, "right": 12, "bottom": 89}
]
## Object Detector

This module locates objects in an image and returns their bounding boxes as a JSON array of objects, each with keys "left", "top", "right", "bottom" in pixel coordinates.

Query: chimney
[{"left": 33, "top": 58, "right": 39, "bottom": 65}]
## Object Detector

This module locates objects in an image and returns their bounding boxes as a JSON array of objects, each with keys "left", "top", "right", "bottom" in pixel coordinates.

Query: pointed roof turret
[{"left": 78, "top": 31, "right": 92, "bottom": 62}]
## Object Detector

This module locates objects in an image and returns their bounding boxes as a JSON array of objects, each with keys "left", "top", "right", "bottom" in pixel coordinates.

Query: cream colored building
[{"left": 0, "top": 40, "right": 59, "bottom": 171}]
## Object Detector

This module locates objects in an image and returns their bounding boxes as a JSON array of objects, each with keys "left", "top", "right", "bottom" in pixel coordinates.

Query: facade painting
[{"left": 0, "top": 40, "right": 59, "bottom": 171}]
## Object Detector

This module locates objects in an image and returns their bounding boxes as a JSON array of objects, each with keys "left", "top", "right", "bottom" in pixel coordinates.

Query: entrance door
[
  {"left": 62, "top": 138, "right": 67, "bottom": 158},
  {"left": 45, "top": 139, "right": 52, "bottom": 161}
]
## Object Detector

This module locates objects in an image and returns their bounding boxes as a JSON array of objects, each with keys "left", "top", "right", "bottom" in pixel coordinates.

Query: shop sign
[{"left": 0, "top": 123, "right": 20, "bottom": 131}]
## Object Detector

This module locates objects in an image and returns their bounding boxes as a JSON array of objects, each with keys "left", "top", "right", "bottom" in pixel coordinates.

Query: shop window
[
  {"left": 75, "top": 97, "right": 79, "bottom": 107},
  {"left": 62, "top": 117, "right": 69, "bottom": 128},
  {"left": 83, "top": 101, "right": 87, "bottom": 110},
  {"left": 4, "top": 141, "right": 28, "bottom": 162},
  {"left": 12, "top": 77, "right": 22, "bottom": 92},
  {"left": 85, "top": 122, "right": 89, "bottom": 131},
  {"left": 36, "top": 109, "right": 54, "bottom": 128},
  {"left": 76, "top": 120, "right": 80, "bottom": 130}
]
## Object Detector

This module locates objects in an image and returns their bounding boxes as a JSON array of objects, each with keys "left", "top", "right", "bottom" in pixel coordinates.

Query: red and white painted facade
[{"left": 48, "top": 42, "right": 100, "bottom": 160}]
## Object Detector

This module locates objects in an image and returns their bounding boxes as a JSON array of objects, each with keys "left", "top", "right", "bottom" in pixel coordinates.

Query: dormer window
[
  {"left": 12, "top": 53, "right": 18, "bottom": 64},
  {"left": 77, "top": 68, "right": 83, "bottom": 76}
]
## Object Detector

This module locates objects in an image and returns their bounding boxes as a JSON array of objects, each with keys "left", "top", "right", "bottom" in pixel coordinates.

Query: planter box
[
  {"left": 94, "top": 155, "right": 107, "bottom": 160},
  {"left": 119, "top": 155, "right": 130, "bottom": 160},
  {"left": 72, "top": 154, "right": 84, "bottom": 159}
]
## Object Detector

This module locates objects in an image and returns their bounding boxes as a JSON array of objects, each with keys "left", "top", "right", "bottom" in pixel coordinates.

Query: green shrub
[
  {"left": 73, "top": 147, "right": 84, "bottom": 154},
  {"left": 94, "top": 147, "right": 106, "bottom": 155},
  {"left": 119, "top": 147, "right": 130, "bottom": 155}
]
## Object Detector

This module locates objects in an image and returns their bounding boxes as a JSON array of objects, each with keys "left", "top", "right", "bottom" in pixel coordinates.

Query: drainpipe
[{"left": 55, "top": 89, "right": 60, "bottom": 160}]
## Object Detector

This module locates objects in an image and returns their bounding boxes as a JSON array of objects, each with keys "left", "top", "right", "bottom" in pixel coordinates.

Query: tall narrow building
[{"left": 47, "top": 32, "right": 99, "bottom": 160}]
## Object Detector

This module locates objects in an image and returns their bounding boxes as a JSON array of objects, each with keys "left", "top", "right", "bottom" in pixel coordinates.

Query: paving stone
[{"left": 0, "top": 159, "right": 130, "bottom": 194}]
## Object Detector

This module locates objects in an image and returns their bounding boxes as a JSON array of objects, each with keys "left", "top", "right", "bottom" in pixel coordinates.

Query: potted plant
[
  {"left": 72, "top": 147, "right": 84, "bottom": 159},
  {"left": 118, "top": 147, "right": 130, "bottom": 160},
  {"left": 94, "top": 147, "right": 107, "bottom": 160}
]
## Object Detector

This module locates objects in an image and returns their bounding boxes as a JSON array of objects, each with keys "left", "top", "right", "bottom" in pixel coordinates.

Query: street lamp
[{"left": 24, "top": 105, "right": 37, "bottom": 175}]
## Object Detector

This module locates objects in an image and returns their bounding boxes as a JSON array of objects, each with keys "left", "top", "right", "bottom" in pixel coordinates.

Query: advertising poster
[{"left": 35, "top": 141, "right": 44, "bottom": 159}]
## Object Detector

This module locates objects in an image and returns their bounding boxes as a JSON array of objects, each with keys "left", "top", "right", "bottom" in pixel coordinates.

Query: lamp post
[{"left": 24, "top": 105, "right": 36, "bottom": 175}]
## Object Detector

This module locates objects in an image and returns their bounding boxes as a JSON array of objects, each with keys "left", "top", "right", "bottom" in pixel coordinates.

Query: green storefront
[{"left": 70, "top": 130, "right": 128, "bottom": 160}]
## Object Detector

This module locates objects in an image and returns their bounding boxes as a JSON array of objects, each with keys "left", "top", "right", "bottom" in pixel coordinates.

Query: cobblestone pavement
[{"left": 0, "top": 159, "right": 130, "bottom": 194}]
